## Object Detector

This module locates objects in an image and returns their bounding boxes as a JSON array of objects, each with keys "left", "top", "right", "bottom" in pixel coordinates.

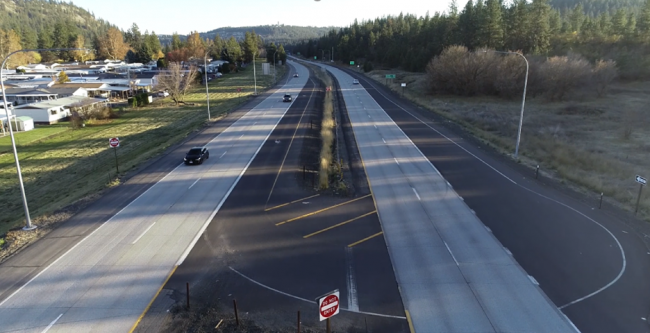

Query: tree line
[{"left": 290, "top": 0, "right": 650, "bottom": 78}]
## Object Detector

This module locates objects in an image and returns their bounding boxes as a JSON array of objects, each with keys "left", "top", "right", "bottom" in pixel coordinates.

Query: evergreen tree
[
  {"left": 529, "top": 0, "right": 551, "bottom": 54},
  {"left": 549, "top": 9, "right": 562, "bottom": 34},
  {"left": 38, "top": 25, "right": 55, "bottom": 62},
  {"left": 458, "top": 0, "right": 478, "bottom": 48},
  {"left": 569, "top": 4, "right": 585, "bottom": 32},
  {"left": 611, "top": 9, "right": 627, "bottom": 35},
  {"left": 223, "top": 36, "right": 242, "bottom": 64},
  {"left": 483, "top": 0, "right": 504, "bottom": 49},
  {"left": 638, "top": 0, "right": 650, "bottom": 36},
  {"left": 243, "top": 31, "right": 257, "bottom": 62},
  {"left": 171, "top": 33, "right": 182, "bottom": 51}
]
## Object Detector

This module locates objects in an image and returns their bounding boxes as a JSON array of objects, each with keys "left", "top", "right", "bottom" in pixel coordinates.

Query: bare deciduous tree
[
  {"left": 539, "top": 54, "right": 592, "bottom": 101},
  {"left": 155, "top": 62, "right": 198, "bottom": 105}
]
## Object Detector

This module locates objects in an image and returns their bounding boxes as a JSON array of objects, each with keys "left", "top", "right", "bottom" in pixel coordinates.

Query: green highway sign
[
  {"left": 350, "top": 61, "right": 355, "bottom": 65},
  {"left": 386, "top": 74, "right": 396, "bottom": 79},
  {"left": 314, "top": 56, "right": 317, "bottom": 59}
]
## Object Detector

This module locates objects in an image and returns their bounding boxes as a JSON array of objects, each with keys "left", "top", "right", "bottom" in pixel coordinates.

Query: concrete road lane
[
  {"left": 0, "top": 62, "right": 311, "bottom": 333},
  {"left": 340, "top": 68, "right": 650, "bottom": 333},
  {"left": 308, "top": 61, "right": 576, "bottom": 332}
]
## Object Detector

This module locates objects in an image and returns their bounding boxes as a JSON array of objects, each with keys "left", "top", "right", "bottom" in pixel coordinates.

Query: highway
[
  {"left": 145, "top": 65, "right": 408, "bottom": 332},
  {"left": 340, "top": 67, "right": 650, "bottom": 333},
  {"left": 308, "top": 61, "right": 577, "bottom": 332},
  {"left": 0, "top": 62, "right": 311, "bottom": 332}
]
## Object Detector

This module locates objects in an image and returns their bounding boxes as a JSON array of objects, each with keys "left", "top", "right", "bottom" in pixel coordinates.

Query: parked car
[
  {"left": 353, "top": 79, "right": 360, "bottom": 84},
  {"left": 293, "top": 73, "right": 299, "bottom": 77},
  {"left": 157, "top": 91, "right": 169, "bottom": 97},
  {"left": 184, "top": 147, "right": 209, "bottom": 165},
  {"left": 216, "top": 72, "right": 223, "bottom": 77},
  {"left": 283, "top": 94, "right": 292, "bottom": 102}
]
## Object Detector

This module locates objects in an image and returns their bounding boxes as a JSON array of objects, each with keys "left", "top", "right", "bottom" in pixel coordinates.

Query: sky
[{"left": 71, "top": 0, "right": 467, "bottom": 35}]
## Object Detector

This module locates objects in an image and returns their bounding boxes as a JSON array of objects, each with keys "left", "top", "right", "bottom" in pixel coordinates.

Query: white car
[
  {"left": 158, "top": 91, "right": 169, "bottom": 97},
  {"left": 353, "top": 79, "right": 359, "bottom": 84}
]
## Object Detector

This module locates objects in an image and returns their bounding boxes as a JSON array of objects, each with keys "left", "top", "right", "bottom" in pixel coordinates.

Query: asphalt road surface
[
  {"left": 305, "top": 60, "right": 577, "bottom": 332},
  {"left": 0, "top": 63, "right": 311, "bottom": 333},
  {"left": 151, "top": 66, "right": 409, "bottom": 332},
  {"left": 335, "top": 67, "right": 650, "bottom": 333}
]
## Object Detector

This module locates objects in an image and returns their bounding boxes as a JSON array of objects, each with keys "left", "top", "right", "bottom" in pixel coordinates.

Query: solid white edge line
[
  {"left": 41, "top": 313, "right": 63, "bottom": 333},
  {"left": 359, "top": 66, "right": 626, "bottom": 311},
  {"left": 0, "top": 162, "right": 184, "bottom": 308},
  {"left": 229, "top": 266, "right": 406, "bottom": 319},
  {"left": 132, "top": 222, "right": 157, "bottom": 245},
  {"left": 394, "top": 157, "right": 399, "bottom": 165},
  {"left": 412, "top": 187, "right": 421, "bottom": 201},
  {"left": 562, "top": 312, "right": 582, "bottom": 333},
  {"left": 443, "top": 241, "right": 459, "bottom": 266},
  {"left": 176, "top": 79, "right": 299, "bottom": 266},
  {"left": 188, "top": 177, "right": 201, "bottom": 189}
]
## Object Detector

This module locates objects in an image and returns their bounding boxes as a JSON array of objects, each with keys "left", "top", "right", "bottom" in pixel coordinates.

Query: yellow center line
[
  {"left": 275, "top": 194, "right": 372, "bottom": 226},
  {"left": 348, "top": 231, "right": 384, "bottom": 248},
  {"left": 303, "top": 210, "right": 377, "bottom": 238},
  {"left": 405, "top": 310, "right": 416, "bottom": 333},
  {"left": 264, "top": 194, "right": 321, "bottom": 212},
  {"left": 129, "top": 265, "right": 177, "bottom": 333}
]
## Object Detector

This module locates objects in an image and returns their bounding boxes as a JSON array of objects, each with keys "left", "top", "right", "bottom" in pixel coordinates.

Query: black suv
[
  {"left": 283, "top": 94, "right": 292, "bottom": 102},
  {"left": 184, "top": 147, "right": 209, "bottom": 165}
]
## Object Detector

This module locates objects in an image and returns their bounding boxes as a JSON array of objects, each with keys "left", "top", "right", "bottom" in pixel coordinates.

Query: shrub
[
  {"left": 592, "top": 59, "right": 618, "bottom": 97},
  {"left": 426, "top": 45, "right": 498, "bottom": 96},
  {"left": 539, "top": 54, "right": 593, "bottom": 101},
  {"left": 363, "top": 62, "right": 374, "bottom": 72}
]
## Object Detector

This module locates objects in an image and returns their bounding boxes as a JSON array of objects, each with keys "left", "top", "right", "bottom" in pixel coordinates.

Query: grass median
[{"left": 0, "top": 60, "right": 286, "bottom": 238}]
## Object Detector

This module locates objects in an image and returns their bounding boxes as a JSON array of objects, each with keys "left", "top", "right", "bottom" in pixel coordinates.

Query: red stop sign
[
  {"left": 109, "top": 137, "right": 120, "bottom": 148},
  {"left": 319, "top": 294, "right": 339, "bottom": 319}
]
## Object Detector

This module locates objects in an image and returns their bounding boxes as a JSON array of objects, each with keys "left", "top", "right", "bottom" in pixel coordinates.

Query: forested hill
[
  {"left": 159, "top": 25, "right": 335, "bottom": 45},
  {"left": 0, "top": 0, "right": 116, "bottom": 48},
  {"left": 549, "top": 0, "right": 645, "bottom": 15}
]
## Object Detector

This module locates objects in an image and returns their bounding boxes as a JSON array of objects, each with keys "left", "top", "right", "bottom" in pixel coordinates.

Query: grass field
[
  {"left": 0, "top": 60, "right": 286, "bottom": 237},
  {"left": 363, "top": 68, "right": 650, "bottom": 218}
]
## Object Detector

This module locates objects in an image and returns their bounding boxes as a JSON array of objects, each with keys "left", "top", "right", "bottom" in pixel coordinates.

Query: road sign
[
  {"left": 386, "top": 74, "right": 396, "bottom": 79},
  {"left": 636, "top": 175, "right": 647, "bottom": 185},
  {"left": 401, "top": 83, "right": 407, "bottom": 87},
  {"left": 314, "top": 56, "right": 317, "bottom": 60},
  {"left": 318, "top": 290, "right": 339, "bottom": 321},
  {"left": 109, "top": 137, "right": 120, "bottom": 148},
  {"left": 350, "top": 61, "right": 355, "bottom": 65}
]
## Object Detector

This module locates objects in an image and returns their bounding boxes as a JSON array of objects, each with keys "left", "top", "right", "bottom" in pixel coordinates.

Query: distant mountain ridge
[
  {"left": 549, "top": 0, "right": 645, "bottom": 15},
  {"left": 159, "top": 25, "right": 337, "bottom": 45},
  {"left": 0, "top": 0, "right": 115, "bottom": 43}
]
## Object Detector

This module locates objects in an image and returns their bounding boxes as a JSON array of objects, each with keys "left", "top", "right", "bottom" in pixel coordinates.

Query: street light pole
[
  {"left": 204, "top": 52, "right": 211, "bottom": 120},
  {"left": 253, "top": 51, "right": 257, "bottom": 95},
  {"left": 1, "top": 47, "right": 88, "bottom": 230},
  {"left": 273, "top": 50, "right": 277, "bottom": 83},
  {"left": 484, "top": 50, "right": 529, "bottom": 159}
]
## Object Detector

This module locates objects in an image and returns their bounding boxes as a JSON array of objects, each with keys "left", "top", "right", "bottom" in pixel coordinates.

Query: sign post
[
  {"left": 635, "top": 175, "right": 647, "bottom": 215},
  {"left": 385, "top": 74, "right": 396, "bottom": 85},
  {"left": 401, "top": 82, "right": 406, "bottom": 95},
  {"left": 109, "top": 137, "right": 120, "bottom": 173},
  {"left": 317, "top": 289, "right": 339, "bottom": 333}
]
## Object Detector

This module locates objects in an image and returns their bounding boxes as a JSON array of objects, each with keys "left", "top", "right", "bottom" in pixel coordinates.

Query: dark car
[
  {"left": 293, "top": 73, "right": 299, "bottom": 77},
  {"left": 283, "top": 94, "right": 292, "bottom": 102},
  {"left": 184, "top": 147, "right": 209, "bottom": 165}
]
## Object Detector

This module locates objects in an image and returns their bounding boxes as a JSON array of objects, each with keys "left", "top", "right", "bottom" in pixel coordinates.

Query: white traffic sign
[
  {"left": 109, "top": 137, "right": 120, "bottom": 148},
  {"left": 318, "top": 290, "right": 340, "bottom": 321},
  {"left": 636, "top": 175, "right": 647, "bottom": 185},
  {"left": 401, "top": 83, "right": 407, "bottom": 87}
]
